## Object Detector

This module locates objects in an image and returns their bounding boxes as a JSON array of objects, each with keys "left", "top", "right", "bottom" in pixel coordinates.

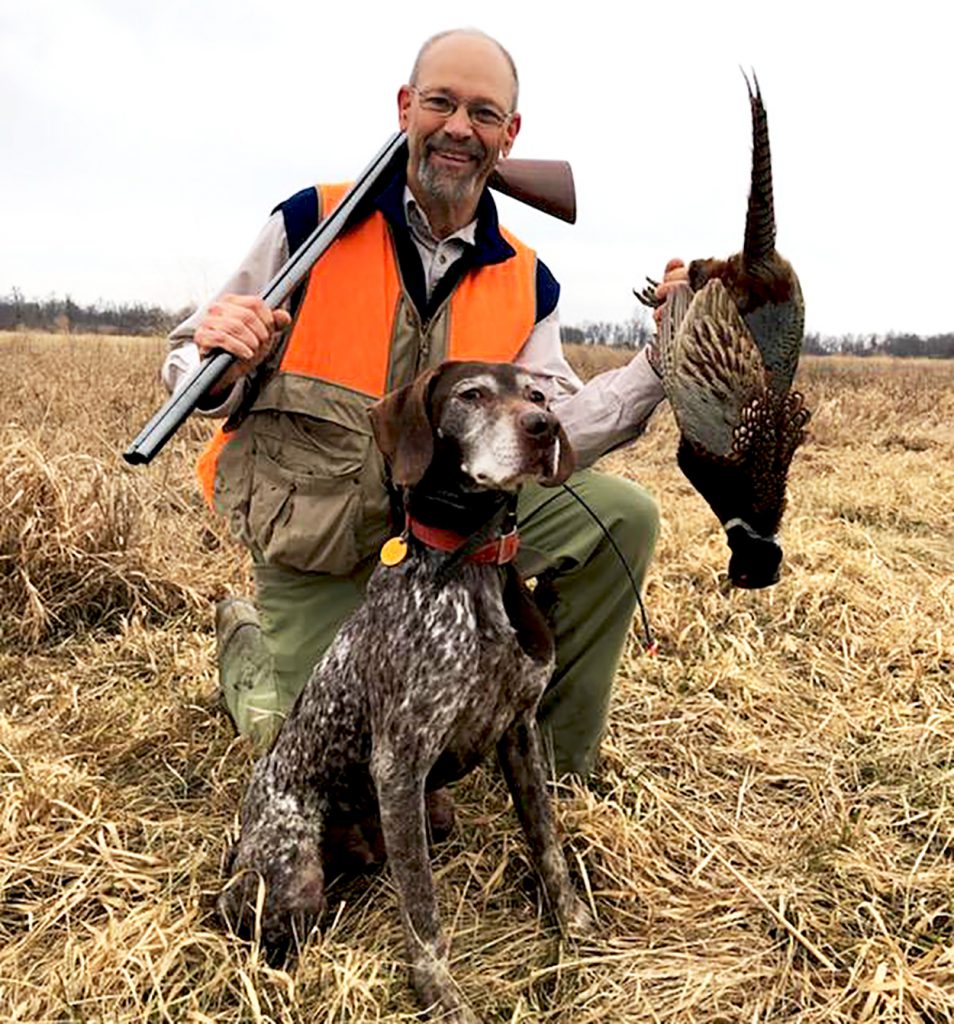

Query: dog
[{"left": 218, "top": 360, "right": 592, "bottom": 1023}]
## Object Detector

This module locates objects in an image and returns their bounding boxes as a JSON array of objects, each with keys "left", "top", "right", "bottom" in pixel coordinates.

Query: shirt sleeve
[
  {"left": 513, "top": 307, "right": 667, "bottom": 468},
  {"left": 161, "top": 212, "right": 290, "bottom": 417}
]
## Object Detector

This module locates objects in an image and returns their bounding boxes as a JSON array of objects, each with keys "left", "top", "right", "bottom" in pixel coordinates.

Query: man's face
[{"left": 398, "top": 34, "right": 521, "bottom": 211}]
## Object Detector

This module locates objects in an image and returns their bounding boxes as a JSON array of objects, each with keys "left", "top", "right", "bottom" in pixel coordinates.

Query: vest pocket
[{"left": 246, "top": 414, "right": 369, "bottom": 574}]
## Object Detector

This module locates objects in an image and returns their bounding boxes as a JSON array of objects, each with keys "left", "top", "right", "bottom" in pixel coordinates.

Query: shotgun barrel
[{"left": 123, "top": 134, "right": 576, "bottom": 465}]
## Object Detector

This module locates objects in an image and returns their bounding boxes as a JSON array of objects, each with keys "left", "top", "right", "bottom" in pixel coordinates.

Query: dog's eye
[
  {"left": 458, "top": 387, "right": 485, "bottom": 402},
  {"left": 527, "top": 388, "right": 547, "bottom": 405}
]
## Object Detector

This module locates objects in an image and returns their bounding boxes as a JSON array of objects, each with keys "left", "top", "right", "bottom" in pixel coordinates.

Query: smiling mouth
[{"left": 429, "top": 150, "right": 477, "bottom": 168}]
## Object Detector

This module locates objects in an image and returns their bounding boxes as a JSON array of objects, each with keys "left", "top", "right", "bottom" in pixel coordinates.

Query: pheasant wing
[
  {"left": 741, "top": 272, "right": 805, "bottom": 396},
  {"left": 655, "top": 279, "right": 692, "bottom": 384},
  {"left": 662, "top": 279, "right": 768, "bottom": 459}
]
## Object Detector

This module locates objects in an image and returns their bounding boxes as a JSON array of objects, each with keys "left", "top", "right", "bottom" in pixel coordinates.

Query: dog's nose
[{"left": 519, "top": 409, "right": 557, "bottom": 439}]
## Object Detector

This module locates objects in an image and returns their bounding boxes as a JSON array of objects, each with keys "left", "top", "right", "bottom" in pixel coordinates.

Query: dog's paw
[
  {"left": 217, "top": 868, "right": 263, "bottom": 939},
  {"left": 218, "top": 840, "right": 326, "bottom": 966},
  {"left": 412, "top": 948, "right": 481, "bottom": 1024},
  {"left": 558, "top": 892, "right": 596, "bottom": 941},
  {"left": 437, "top": 1003, "right": 481, "bottom": 1024}
]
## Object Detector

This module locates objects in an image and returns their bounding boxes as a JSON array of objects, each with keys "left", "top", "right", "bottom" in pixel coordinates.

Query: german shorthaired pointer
[{"left": 218, "top": 361, "right": 593, "bottom": 1023}]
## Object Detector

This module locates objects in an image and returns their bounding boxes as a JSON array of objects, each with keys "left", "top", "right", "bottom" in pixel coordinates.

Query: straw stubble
[{"left": 1, "top": 333, "right": 952, "bottom": 1021}]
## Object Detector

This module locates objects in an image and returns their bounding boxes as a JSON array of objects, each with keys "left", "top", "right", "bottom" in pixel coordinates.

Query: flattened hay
[{"left": 1, "top": 333, "right": 952, "bottom": 1022}]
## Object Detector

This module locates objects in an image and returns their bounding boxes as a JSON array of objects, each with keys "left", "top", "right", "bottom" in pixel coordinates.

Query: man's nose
[{"left": 443, "top": 104, "right": 474, "bottom": 137}]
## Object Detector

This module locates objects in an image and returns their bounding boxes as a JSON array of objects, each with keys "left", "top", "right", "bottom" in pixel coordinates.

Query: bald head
[
  {"left": 398, "top": 28, "right": 522, "bottom": 236},
  {"left": 409, "top": 29, "right": 519, "bottom": 111}
]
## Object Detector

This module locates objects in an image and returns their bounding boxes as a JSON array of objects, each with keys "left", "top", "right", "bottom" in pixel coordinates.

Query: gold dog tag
[{"left": 380, "top": 536, "right": 408, "bottom": 566}]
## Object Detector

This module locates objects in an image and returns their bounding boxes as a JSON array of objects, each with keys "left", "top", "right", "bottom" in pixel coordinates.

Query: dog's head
[{"left": 369, "top": 361, "right": 575, "bottom": 492}]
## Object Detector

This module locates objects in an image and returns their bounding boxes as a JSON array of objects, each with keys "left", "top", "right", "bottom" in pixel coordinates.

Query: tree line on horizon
[
  {"left": 0, "top": 290, "right": 192, "bottom": 338},
  {"left": 2, "top": 291, "right": 953, "bottom": 360}
]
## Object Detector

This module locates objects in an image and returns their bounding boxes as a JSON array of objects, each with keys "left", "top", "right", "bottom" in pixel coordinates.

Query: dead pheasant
[{"left": 636, "top": 74, "right": 810, "bottom": 588}]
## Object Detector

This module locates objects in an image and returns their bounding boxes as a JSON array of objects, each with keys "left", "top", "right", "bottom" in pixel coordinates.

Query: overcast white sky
[{"left": 2, "top": 0, "right": 951, "bottom": 337}]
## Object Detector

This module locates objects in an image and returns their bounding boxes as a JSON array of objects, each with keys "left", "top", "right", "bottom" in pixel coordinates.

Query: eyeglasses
[{"left": 409, "top": 86, "right": 512, "bottom": 130}]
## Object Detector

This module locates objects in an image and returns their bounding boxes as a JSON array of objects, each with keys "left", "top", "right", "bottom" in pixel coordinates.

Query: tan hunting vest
[{"left": 196, "top": 182, "right": 540, "bottom": 574}]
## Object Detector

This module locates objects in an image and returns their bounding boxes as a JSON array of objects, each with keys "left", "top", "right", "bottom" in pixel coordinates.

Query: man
[{"left": 164, "top": 28, "right": 674, "bottom": 778}]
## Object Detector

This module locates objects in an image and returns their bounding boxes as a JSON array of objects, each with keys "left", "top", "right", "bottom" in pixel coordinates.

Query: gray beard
[
  {"left": 417, "top": 136, "right": 488, "bottom": 205},
  {"left": 417, "top": 155, "right": 481, "bottom": 205}
]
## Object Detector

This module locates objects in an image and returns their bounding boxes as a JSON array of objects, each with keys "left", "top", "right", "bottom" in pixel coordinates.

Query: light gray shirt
[{"left": 163, "top": 191, "right": 665, "bottom": 467}]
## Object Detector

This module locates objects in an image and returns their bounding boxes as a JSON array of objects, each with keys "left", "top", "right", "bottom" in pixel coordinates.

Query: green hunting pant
[{"left": 222, "top": 468, "right": 658, "bottom": 777}]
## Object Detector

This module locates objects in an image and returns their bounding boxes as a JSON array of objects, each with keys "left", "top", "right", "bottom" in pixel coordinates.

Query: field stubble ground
[{"left": 0, "top": 332, "right": 952, "bottom": 1022}]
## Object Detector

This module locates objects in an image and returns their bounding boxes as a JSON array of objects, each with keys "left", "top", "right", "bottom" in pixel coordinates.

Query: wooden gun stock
[
  {"left": 123, "top": 134, "right": 577, "bottom": 465},
  {"left": 489, "top": 159, "right": 576, "bottom": 224}
]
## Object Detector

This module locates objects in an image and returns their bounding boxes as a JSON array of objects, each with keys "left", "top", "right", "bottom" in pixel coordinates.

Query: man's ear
[
  {"left": 499, "top": 111, "right": 521, "bottom": 159},
  {"left": 539, "top": 421, "right": 575, "bottom": 487},
  {"left": 368, "top": 369, "right": 438, "bottom": 486},
  {"left": 397, "top": 85, "right": 412, "bottom": 130}
]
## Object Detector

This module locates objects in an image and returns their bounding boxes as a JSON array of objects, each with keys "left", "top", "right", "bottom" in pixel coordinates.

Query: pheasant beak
[{"left": 725, "top": 520, "right": 782, "bottom": 589}]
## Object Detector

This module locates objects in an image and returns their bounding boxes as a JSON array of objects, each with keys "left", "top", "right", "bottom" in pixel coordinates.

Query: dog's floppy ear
[
  {"left": 368, "top": 369, "right": 438, "bottom": 486},
  {"left": 539, "top": 422, "right": 575, "bottom": 487}
]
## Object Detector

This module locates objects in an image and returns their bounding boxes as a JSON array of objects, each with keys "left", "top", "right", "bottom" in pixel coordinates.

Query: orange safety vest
[{"left": 196, "top": 182, "right": 539, "bottom": 510}]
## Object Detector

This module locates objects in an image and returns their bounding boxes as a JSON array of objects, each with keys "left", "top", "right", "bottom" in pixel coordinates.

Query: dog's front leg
[
  {"left": 371, "top": 745, "right": 478, "bottom": 1024},
  {"left": 497, "top": 715, "right": 594, "bottom": 938}
]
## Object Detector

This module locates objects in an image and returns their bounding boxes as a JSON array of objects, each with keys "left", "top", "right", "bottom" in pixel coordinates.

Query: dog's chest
[
  {"left": 259, "top": 554, "right": 554, "bottom": 808},
  {"left": 355, "top": 558, "right": 551, "bottom": 753}
]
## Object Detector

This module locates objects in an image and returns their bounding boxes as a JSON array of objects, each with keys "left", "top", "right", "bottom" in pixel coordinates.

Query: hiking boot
[
  {"left": 215, "top": 596, "right": 283, "bottom": 752},
  {"left": 425, "top": 787, "right": 456, "bottom": 843}
]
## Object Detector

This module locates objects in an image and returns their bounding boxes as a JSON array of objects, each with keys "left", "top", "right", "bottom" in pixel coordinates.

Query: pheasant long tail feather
[{"left": 742, "top": 71, "right": 776, "bottom": 269}]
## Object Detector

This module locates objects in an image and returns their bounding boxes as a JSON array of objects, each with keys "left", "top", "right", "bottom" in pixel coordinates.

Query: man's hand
[{"left": 194, "top": 294, "right": 293, "bottom": 394}]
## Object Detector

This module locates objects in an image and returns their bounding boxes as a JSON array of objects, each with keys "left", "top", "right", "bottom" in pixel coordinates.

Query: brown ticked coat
[{"left": 218, "top": 361, "right": 590, "bottom": 1024}]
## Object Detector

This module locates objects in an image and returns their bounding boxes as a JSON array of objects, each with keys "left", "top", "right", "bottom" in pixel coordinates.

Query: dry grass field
[{"left": 1, "top": 332, "right": 952, "bottom": 1023}]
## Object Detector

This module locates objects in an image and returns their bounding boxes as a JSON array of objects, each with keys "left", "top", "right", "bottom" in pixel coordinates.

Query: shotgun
[{"left": 123, "top": 132, "right": 575, "bottom": 466}]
